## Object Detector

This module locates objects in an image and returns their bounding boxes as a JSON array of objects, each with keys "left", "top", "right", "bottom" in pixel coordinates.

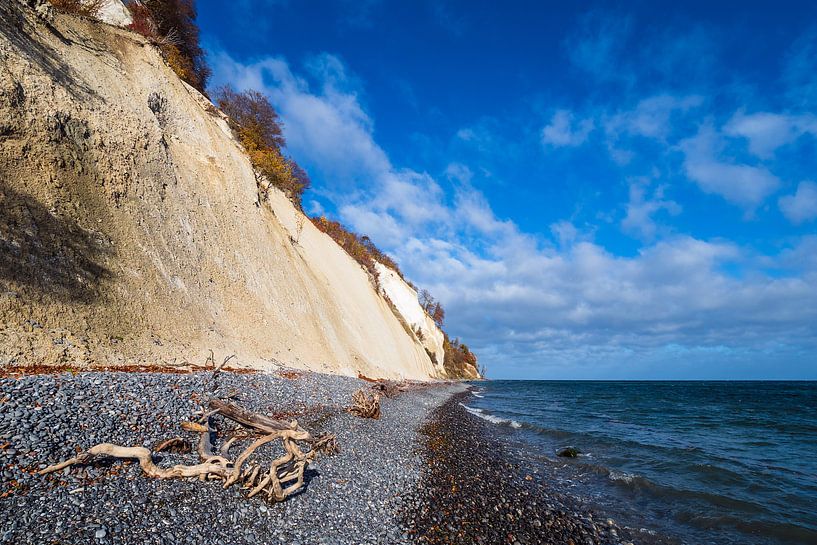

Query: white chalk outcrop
[
  {"left": 374, "top": 263, "right": 447, "bottom": 375},
  {"left": 0, "top": 2, "right": 447, "bottom": 380},
  {"left": 97, "top": 0, "right": 132, "bottom": 27}
]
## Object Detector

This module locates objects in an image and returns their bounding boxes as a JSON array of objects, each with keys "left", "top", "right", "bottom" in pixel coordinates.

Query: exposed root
[
  {"left": 153, "top": 437, "right": 190, "bottom": 454},
  {"left": 39, "top": 444, "right": 231, "bottom": 480},
  {"left": 312, "top": 432, "right": 340, "bottom": 455},
  {"left": 40, "top": 398, "right": 336, "bottom": 503},
  {"left": 370, "top": 380, "right": 403, "bottom": 399},
  {"left": 347, "top": 388, "right": 381, "bottom": 419}
]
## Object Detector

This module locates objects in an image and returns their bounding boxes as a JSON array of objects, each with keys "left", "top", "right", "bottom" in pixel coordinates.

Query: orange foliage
[
  {"left": 215, "top": 86, "right": 310, "bottom": 204},
  {"left": 311, "top": 216, "right": 404, "bottom": 284},
  {"left": 419, "top": 289, "right": 445, "bottom": 327},
  {"left": 49, "top": 0, "right": 103, "bottom": 17},
  {"left": 125, "top": 0, "right": 210, "bottom": 92},
  {"left": 443, "top": 335, "right": 479, "bottom": 378},
  {"left": 126, "top": 3, "right": 158, "bottom": 38}
]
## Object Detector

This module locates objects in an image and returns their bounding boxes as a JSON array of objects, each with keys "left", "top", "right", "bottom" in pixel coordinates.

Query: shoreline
[
  {"left": 1, "top": 371, "right": 679, "bottom": 545},
  {"left": 403, "top": 391, "right": 675, "bottom": 545},
  {"left": 0, "top": 369, "right": 465, "bottom": 544}
]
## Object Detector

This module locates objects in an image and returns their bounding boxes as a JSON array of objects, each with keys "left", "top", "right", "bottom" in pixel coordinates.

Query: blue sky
[{"left": 197, "top": 0, "right": 817, "bottom": 379}]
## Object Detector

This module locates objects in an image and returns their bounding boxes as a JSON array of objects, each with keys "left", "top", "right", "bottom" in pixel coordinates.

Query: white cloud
[
  {"left": 541, "top": 109, "right": 594, "bottom": 147},
  {"left": 208, "top": 49, "right": 817, "bottom": 377},
  {"left": 621, "top": 179, "right": 681, "bottom": 239},
  {"left": 779, "top": 181, "right": 817, "bottom": 224},
  {"left": 601, "top": 94, "right": 703, "bottom": 165},
  {"left": 724, "top": 111, "right": 817, "bottom": 159},
  {"left": 209, "top": 51, "right": 389, "bottom": 189},
  {"left": 605, "top": 94, "right": 703, "bottom": 141},
  {"left": 550, "top": 220, "right": 579, "bottom": 247},
  {"left": 444, "top": 162, "right": 473, "bottom": 185},
  {"left": 679, "top": 125, "right": 781, "bottom": 209}
]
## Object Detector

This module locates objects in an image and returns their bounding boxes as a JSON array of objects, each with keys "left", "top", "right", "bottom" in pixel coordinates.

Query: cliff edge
[{"left": 0, "top": 2, "right": 476, "bottom": 380}]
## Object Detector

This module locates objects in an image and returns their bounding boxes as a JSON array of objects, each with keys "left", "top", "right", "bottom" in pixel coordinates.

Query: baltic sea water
[{"left": 463, "top": 381, "right": 817, "bottom": 544}]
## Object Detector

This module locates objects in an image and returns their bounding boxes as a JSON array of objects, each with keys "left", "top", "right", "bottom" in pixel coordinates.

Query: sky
[{"left": 197, "top": 0, "right": 817, "bottom": 380}]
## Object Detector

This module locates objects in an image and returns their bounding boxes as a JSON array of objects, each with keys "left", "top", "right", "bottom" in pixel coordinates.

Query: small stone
[{"left": 95, "top": 528, "right": 106, "bottom": 539}]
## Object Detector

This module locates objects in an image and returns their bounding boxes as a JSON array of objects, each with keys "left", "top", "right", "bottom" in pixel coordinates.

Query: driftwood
[
  {"left": 40, "top": 361, "right": 336, "bottom": 503},
  {"left": 347, "top": 388, "right": 381, "bottom": 419},
  {"left": 153, "top": 437, "right": 190, "bottom": 454},
  {"left": 370, "top": 380, "right": 403, "bottom": 399}
]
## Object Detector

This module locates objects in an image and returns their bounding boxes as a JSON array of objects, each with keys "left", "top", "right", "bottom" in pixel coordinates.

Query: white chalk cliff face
[
  {"left": 0, "top": 1, "right": 444, "bottom": 380},
  {"left": 374, "top": 263, "right": 447, "bottom": 376},
  {"left": 97, "top": 0, "right": 132, "bottom": 27}
]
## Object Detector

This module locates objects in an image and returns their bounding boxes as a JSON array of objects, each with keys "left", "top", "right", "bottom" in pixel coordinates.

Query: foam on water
[
  {"left": 459, "top": 403, "right": 522, "bottom": 428},
  {"left": 465, "top": 380, "right": 817, "bottom": 545}
]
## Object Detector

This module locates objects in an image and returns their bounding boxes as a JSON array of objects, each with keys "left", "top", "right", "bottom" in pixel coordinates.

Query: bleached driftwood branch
[{"left": 40, "top": 369, "right": 336, "bottom": 502}]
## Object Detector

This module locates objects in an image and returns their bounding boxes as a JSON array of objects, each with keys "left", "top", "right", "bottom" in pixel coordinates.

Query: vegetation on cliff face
[
  {"left": 419, "top": 289, "right": 445, "bottom": 329},
  {"left": 48, "top": 0, "right": 103, "bottom": 17},
  {"left": 310, "top": 218, "right": 480, "bottom": 378},
  {"left": 442, "top": 335, "right": 480, "bottom": 378},
  {"left": 40, "top": 0, "right": 481, "bottom": 379},
  {"left": 311, "top": 216, "right": 402, "bottom": 282},
  {"left": 214, "top": 86, "right": 310, "bottom": 204},
  {"left": 212, "top": 84, "right": 480, "bottom": 377},
  {"left": 122, "top": 0, "right": 210, "bottom": 92}
]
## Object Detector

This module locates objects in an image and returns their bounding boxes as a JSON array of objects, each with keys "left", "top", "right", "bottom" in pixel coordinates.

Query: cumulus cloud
[
  {"left": 209, "top": 51, "right": 389, "bottom": 189},
  {"left": 679, "top": 125, "right": 781, "bottom": 209},
  {"left": 779, "top": 181, "right": 817, "bottom": 224},
  {"left": 541, "top": 110, "right": 594, "bottom": 147},
  {"left": 621, "top": 179, "right": 681, "bottom": 239},
  {"left": 724, "top": 111, "right": 817, "bottom": 159},
  {"left": 208, "top": 49, "right": 817, "bottom": 377},
  {"left": 601, "top": 94, "right": 702, "bottom": 164},
  {"left": 605, "top": 94, "right": 702, "bottom": 141}
]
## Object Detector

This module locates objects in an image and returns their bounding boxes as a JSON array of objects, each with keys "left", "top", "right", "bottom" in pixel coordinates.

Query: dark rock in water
[{"left": 557, "top": 447, "right": 581, "bottom": 458}]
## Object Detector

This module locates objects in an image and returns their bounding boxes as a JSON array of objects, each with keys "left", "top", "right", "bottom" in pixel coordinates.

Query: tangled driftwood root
[
  {"left": 347, "top": 388, "right": 381, "bottom": 419},
  {"left": 370, "top": 380, "right": 404, "bottom": 399},
  {"left": 40, "top": 398, "right": 336, "bottom": 503}
]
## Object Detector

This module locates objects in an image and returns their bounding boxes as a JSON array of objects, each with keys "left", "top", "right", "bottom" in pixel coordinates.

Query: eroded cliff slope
[{"left": 0, "top": 2, "right": 458, "bottom": 379}]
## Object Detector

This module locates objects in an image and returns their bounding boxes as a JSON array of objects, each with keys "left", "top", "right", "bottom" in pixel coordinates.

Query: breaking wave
[{"left": 459, "top": 403, "right": 522, "bottom": 428}]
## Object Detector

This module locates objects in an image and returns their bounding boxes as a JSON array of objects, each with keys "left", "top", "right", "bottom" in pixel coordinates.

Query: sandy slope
[{"left": 0, "top": 1, "right": 447, "bottom": 379}]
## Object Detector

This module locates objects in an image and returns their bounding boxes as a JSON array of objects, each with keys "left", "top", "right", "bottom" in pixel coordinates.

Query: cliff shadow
[{"left": 0, "top": 183, "right": 112, "bottom": 303}]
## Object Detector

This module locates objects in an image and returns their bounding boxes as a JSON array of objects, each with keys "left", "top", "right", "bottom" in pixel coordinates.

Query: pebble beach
[
  {"left": 2, "top": 371, "right": 654, "bottom": 545},
  {"left": 0, "top": 370, "right": 464, "bottom": 545}
]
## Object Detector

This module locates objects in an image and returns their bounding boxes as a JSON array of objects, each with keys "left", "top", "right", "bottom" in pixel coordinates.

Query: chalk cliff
[{"left": 0, "top": 1, "right": 477, "bottom": 379}]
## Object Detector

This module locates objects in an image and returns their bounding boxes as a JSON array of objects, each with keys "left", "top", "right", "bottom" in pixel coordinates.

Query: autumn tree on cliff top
[
  {"left": 215, "top": 86, "right": 310, "bottom": 203},
  {"left": 140, "top": 0, "right": 210, "bottom": 91}
]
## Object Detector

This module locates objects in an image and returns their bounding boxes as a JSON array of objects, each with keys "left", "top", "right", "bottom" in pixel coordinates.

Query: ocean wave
[
  {"left": 608, "top": 471, "right": 637, "bottom": 484},
  {"left": 459, "top": 403, "right": 522, "bottom": 428}
]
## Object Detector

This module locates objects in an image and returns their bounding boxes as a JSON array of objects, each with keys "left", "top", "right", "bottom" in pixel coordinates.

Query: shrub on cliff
[
  {"left": 215, "top": 86, "right": 310, "bottom": 204},
  {"left": 311, "top": 216, "right": 377, "bottom": 277},
  {"left": 311, "top": 217, "right": 405, "bottom": 283},
  {"left": 48, "top": 0, "right": 103, "bottom": 17},
  {"left": 419, "top": 289, "right": 445, "bottom": 328},
  {"left": 443, "top": 334, "right": 479, "bottom": 378},
  {"left": 125, "top": 0, "right": 210, "bottom": 93},
  {"left": 311, "top": 216, "right": 480, "bottom": 377}
]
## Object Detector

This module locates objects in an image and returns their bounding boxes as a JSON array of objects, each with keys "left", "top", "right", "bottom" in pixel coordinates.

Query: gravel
[
  {"left": 0, "top": 370, "right": 465, "bottom": 545},
  {"left": 401, "top": 392, "right": 675, "bottom": 545}
]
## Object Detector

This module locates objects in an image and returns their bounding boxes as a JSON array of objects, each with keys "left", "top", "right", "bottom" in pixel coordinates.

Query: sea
[{"left": 462, "top": 381, "right": 817, "bottom": 545}]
